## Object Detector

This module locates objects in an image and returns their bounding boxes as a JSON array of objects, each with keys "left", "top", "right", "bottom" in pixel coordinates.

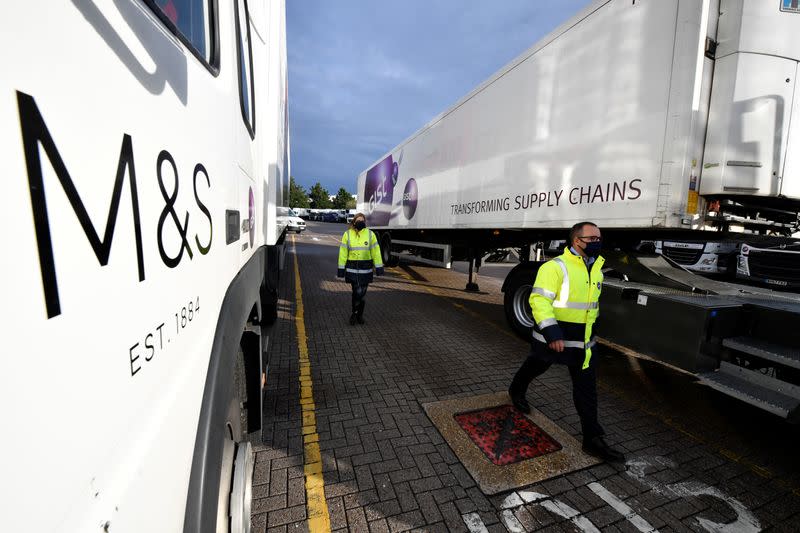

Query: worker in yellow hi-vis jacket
[
  {"left": 508, "top": 221, "right": 625, "bottom": 463},
  {"left": 337, "top": 213, "right": 384, "bottom": 325}
]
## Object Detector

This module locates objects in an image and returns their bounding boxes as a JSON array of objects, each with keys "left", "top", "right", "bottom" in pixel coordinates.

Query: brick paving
[{"left": 252, "top": 223, "right": 800, "bottom": 532}]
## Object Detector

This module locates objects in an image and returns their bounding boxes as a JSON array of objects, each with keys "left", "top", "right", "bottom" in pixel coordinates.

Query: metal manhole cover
[
  {"left": 455, "top": 405, "right": 562, "bottom": 465},
  {"left": 424, "top": 392, "right": 600, "bottom": 494}
]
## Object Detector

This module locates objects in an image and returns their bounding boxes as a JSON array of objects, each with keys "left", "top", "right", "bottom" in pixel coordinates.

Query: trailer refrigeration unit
[{"left": 358, "top": 0, "right": 800, "bottom": 420}]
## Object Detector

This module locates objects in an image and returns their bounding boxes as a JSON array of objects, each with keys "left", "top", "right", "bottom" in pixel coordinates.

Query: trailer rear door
[
  {"left": 780, "top": 65, "right": 800, "bottom": 199},
  {"left": 699, "top": 0, "right": 800, "bottom": 200},
  {"left": 701, "top": 53, "right": 795, "bottom": 196}
]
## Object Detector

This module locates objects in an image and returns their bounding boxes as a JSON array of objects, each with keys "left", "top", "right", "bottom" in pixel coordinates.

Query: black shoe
[
  {"left": 582, "top": 436, "right": 626, "bottom": 463},
  {"left": 508, "top": 388, "right": 531, "bottom": 414},
  {"left": 356, "top": 314, "right": 365, "bottom": 324},
  {"left": 349, "top": 314, "right": 357, "bottom": 326}
]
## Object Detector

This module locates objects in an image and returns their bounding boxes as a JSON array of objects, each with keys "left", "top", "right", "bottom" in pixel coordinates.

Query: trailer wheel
[
  {"left": 380, "top": 233, "right": 400, "bottom": 267},
  {"left": 216, "top": 394, "right": 253, "bottom": 533},
  {"left": 503, "top": 263, "right": 543, "bottom": 341},
  {"left": 217, "top": 344, "right": 254, "bottom": 533}
]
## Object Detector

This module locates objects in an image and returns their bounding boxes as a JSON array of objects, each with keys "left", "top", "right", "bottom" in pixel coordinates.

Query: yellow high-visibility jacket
[
  {"left": 529, "top": 247, "right": 604, "bottom": 370},
  {"left": 338, "top": 228, "right": 383, "bottom": 283}
]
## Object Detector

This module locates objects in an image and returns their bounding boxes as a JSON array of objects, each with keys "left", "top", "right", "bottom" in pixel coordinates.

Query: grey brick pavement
[{"left": 251, "top": 225, "right": 800, "bottom": 532}]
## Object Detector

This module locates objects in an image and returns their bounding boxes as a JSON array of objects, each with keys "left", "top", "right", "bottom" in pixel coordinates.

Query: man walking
[{"left": 508, "top": 221, "right": 625, "bottom": 463}]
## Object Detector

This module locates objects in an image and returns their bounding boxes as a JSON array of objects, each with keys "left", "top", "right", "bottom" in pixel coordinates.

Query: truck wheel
[
  {"left": 217, "top": 345, "right": 254, "bottom": 533},
  {"left": 503, "top": 263, "right": 543, "bottom": 341},
  {"left": 380, "top": 233, "right": 400, "bottom": 267},
  {"left": 216, "top": 398, "right": 253, "bottom": 533}
]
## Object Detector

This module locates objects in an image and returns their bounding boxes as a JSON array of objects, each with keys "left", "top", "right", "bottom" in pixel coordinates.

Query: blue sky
[{"left": 286, "top": 1, "right": 593, "bottom": 195}]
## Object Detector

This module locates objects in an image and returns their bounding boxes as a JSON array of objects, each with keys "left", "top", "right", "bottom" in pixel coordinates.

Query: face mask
[
  {"left": 583, "top": 241, "right": 602, "bottom": 258},
  {"left": 354, "top": 220, "right": 366, "bottom": 231}
]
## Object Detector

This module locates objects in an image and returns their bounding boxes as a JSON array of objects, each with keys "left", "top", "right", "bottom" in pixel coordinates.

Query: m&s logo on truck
[{"left": 18, "top": 92, "right": 214, "bottom": 319}]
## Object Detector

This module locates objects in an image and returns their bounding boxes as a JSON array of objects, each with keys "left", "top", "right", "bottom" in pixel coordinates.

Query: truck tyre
[
  {"left": 218, "top": 348, "right": 254, "bottom": 533},
  {"left": 380, "top": 233, "right": 400, "bottom": 267},
  {"left": 502, "top": 262, "right": 544, "bottom": 341}
]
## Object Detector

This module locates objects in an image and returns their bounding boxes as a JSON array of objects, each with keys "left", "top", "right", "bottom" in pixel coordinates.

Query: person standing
[
  {"left": 508, "top": 221, "right": 625, "bottom": 463},
  {"left": 337, "top": 213, "right": 384, "bottom": 325}
]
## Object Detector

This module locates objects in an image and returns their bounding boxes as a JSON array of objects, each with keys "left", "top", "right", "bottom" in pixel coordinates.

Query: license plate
[
  {"left": 765, "top": 278, "right": 788, "bottom": 286},
  {"left": 664, "top": 241, "right": 703, "bottom": 249}
]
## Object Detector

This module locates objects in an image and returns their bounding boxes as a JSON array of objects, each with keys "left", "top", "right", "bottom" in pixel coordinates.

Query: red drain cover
[{"left": 454, "top": 405, "right": 562, "bottom": 466}]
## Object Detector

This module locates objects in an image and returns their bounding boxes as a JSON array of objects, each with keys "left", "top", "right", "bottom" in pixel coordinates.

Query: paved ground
[{"left": 251, "top": 221, "right": 800, "bottom": 533}]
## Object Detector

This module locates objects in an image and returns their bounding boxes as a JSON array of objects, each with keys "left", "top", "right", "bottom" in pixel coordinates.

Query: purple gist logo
[
  {"left": 363, "top": 155, "right": 394, "bottom": 225},
  {"left": 402, "top": 178, "right": 418, "bottom": 220}
]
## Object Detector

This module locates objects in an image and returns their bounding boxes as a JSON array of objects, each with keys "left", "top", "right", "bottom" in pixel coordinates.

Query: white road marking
[
  {"left": 588, "top": 482, "right": 660, "bottom": 532},
  {"left": 500, "top": 492, "right": 525, "bottom": 509},
  {"left": 485, "top": 489, "right": 601, "bottom": 532},
  {"left": 539, "top": 499, "right": 602, "bottom": 533},
  {"left": 501, "top": 510, "right": 525, "bottom": 532},
  {"left": 462, "top": 512, "right": 489, "bottom": 533},
  {"left": 626, "top": 456, "right": 677, "bottom": 495},
  {"left": 519, "top": 490, "right": 549, "bottom": 503},
  {"left": 670, "top": 481, "right": 760, "bottom": 533},
  {"left": 626, "top": 456, "right": 761, "bottom": 533},
  {"left": 465, "top": 458, "right": 761, "bottom": 533}
]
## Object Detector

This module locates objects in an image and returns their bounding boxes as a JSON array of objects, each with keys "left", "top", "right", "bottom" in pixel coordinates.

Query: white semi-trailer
[
  {"left": 0, "top": 1, "right": 289, "bottom": 532},
  {"left": 358, "top": 0, "right": 800, "bottom": 419}
]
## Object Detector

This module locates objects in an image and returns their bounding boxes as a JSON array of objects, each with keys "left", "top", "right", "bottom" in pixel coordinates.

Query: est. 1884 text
[{"left": 129, "top": 296, "right": 201, "bottom": 377}]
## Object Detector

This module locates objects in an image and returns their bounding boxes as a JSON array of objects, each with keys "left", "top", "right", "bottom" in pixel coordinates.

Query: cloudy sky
[{"left": 286, "top": 1, "right": 593, "bottom": 195}]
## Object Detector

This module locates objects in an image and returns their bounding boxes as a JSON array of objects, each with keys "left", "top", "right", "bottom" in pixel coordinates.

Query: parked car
[
  {"left": 286, "top": 209, "right": 306, "bottom": 233},
  {"left": 322, "top": 211, "right": 339, "bottom": 223}
]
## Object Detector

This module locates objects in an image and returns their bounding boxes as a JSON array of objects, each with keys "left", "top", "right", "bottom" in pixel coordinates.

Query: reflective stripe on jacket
[
  {"left": 529, "top": 247, "right": 604, "bottom": 370},
  {"left": 338, "top": 228, "right": 383, "bottom": 283}
]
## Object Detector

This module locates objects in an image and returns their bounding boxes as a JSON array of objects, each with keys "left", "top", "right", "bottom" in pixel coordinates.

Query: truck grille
[
  {"left": 661, "top": 247, "right": 703, "bottom": 265},
  {"left": 748, "top": 250, "right": 800, "bottom": 284}
]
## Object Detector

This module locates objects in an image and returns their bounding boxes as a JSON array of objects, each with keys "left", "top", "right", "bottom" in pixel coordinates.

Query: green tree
[
  {"left": 332, "top": 187, "right": 355, "bottom": 209},
  {"left": 289, "top": 177, "right": 310, "bottom": 208},
  {"left": 309, "top": 182, "right": 332, "bottom": 209},
  {"left": 346, "top": 197, "right": 357, "bottom": 209}
]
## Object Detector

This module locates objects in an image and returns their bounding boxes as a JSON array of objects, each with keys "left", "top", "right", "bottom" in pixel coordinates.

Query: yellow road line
[
  {"left": 292, "top": 235, "right": 331, "bottom": 532},
  {"left": 391, "top": 264, "right": 800, "bottom": 497}
]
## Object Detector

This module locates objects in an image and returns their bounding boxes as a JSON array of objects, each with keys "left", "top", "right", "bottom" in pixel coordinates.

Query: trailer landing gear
[{"left": 466, "top": 257, "right": 480, "bottom": 292}]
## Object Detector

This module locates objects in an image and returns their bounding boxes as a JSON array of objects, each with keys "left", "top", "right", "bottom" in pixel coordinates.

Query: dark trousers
[
  {"left": 509, "top": 354, "right": 604, "bottom": 440},
  {"left": 350, "top": 281, "right": 368, "bottom": 316}
]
